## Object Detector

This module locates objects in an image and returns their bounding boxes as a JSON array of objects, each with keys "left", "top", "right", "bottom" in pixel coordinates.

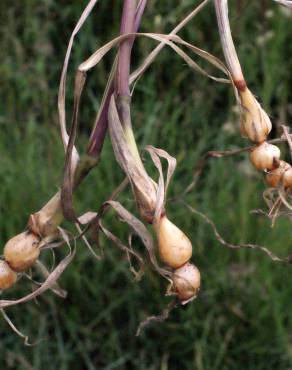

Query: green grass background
[{"left": 0, "top": 0, "right": 292, "bottom": 369}]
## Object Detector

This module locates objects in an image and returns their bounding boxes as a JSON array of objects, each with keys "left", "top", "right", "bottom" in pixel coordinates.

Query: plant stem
[
  {"left": 116, "top": 0, "right": 146, "bottom": 167},
  {"left": 87, "top": 0, "right": 146, "bottom": 158},
  {"left": 214, "top": 0, "right": 246, "bottom": 90}
]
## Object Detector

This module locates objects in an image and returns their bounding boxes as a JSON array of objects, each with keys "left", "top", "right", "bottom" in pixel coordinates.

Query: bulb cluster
[
  {"left": 0, "top": 193, "right": 62, "bottom": 291},
  {"left": 238, "top": 88, "right": 292, "bottom": 189},
  {"left": 0, "top": 231, "right": 41, "bottom": 290},
  {"left": 155, "top": 215, "right": 201, "bottom": 303}
]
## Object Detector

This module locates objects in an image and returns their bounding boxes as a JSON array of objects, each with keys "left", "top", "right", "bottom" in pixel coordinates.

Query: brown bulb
[
  {"left": 250, "top": 142, "right": 280, "bottom": 171},
  {"left": 4, "top": 231, "right": 40, "bottom": 272},
  {"left": 283, "top": 167, "right": 292, "bottom": 188},
  {"left": 173, "top": 263, "right": 201, "bottom": 302},
  {"left": 266, "top": 161, "right": 291, "bottom": 188},
  {"left": 156, "top": 216, "right": 192, "bottom": 269},
  {"left": 240, "top": 89, "right": 272, "bottom": 143},
  {"left": 0, "top": 260, "right": 17, "bottom": 290}
]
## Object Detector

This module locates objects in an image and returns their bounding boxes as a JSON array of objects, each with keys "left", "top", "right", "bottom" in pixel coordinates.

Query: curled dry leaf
[
  {"left": 61, "top": 71, "right": 89, "bottom": 223},
  {"left": 58, "top": 0, "right": 99, "bottom": 171},
  {"left": 144, "top": 145, "right": 177, "bottom": 222},
  {"left": 78, "top": 212, "right": 98, "bottom": 225},
  {"left": 34, "top": 260, "right": 67, "bottom": 299},
  {"left": 0, "top": 308, "right": 42, "bottom": 346},
  {"left": 0, "top": 245, "right": 75, "bottom": 309},
  {"left": 79, "top": 32, "right": 230, "bottom": 83},
  {"left": 130, "top": 0, "right": 211, "bottom": 85},
  {"left": 99, "top": 222, "right": 144, "bottom": 280},
  {"left": 104, "top": 201, "right": 170, "bottom": 279}
]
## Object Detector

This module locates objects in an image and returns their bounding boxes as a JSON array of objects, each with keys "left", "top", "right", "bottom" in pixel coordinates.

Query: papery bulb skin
[
  {"left": 4, "top": 231, "right": 40, "bottom": 272},
  {"left": 266, "top": 161, "right": 291, "bottom": 188},
  {"left": 156, "top": 216, "right": 192, "bottom": 269},
  {"left": 0, "top": 260, "right": 17, "bottom": 290},
  {"left": 250, "top": 142, "right": 281, "bottom": 171},
  {"left": 240, "top": 89, "right": 272, "bottom": 143},
  {"left": 173, "top": 263, "right": 201, "bottom": 302},
  {"left": 283, "top": 167, "right": 292, "bottom": 188},
  {"left": 28, "top": 193, "right": 63, "bottom": 238},
  {"left": 134, "top": 182, "right": 157, "bottom": 224}
]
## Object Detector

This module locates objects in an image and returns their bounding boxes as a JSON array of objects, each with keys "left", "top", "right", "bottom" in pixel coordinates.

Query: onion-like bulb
[
  {"left": 283, "top": 167, "right": 292, "bottom": 189},
  {"left": 240, "top": 88, "right": 272, "bottom": 143},
  {"left": 266, "top": 161, "right": 291, "bottom": 188},
  {"left": 250, "top": 142, "right": 280, "bottom": 171},
  {"left": 173, "top": 263, "right": 201, "bottom": 302},
  {"left": 4, "top": 231, "right": 40, "bottom": 272},
  {"left": 0, "top": 260, "right": 17, "bottom": 290},
  {"left": 155, "top": 216, "right": 192, "bottom": 269}
]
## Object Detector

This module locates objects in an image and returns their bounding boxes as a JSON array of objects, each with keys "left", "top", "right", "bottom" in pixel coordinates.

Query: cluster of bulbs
[{"left": 240, "top": 88, "right": 292, "bottom": 189}]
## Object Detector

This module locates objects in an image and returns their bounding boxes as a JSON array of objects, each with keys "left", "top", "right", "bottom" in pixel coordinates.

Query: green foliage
[{"left": 0, "top": 1, "right": 292, "bottom": 369}]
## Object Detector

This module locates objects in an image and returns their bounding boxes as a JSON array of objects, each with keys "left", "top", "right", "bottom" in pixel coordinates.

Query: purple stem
[
  {"left": 116, "top": 0, "right": 137, "bottom": 96},
  {"left": 87, "top": 85, "right": 114, "bottom": 156},
  {"left": 87, "top": 0, "right": 146, "bottom": 157}
]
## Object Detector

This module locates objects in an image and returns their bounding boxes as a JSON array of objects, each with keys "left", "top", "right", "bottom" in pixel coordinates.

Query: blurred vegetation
[{"left": 0, "top": 0, "right": 292, "bottom": 369}]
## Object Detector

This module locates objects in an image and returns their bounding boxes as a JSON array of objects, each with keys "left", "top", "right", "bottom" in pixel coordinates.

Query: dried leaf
[
  {"left": 145, "top": 146, "right": 177, "bottom": 222},
  {"left": 99, "top": 221, "right": 144, "bottom": 280},
  {"left": 61, "top": 71, "right": 87, "bottom": 223},
  {"left": 274, "top": 0, "right": 292, "bottom": 8},
  {"left": 78, "top": 212, "right": 98, "bottom": 225},
  {"left": 105, "top": 201, "right": 170, "bottom": 278},
  {"left": 79, "top": 32, "right": 230, "bottom": 83},
  {"left": 130, "top": 0, "right": 211, "bottom": 85},
  {"left": 75, "top": 222, "right": 101, "bottom": 261},
  {"left": 0, "top": 247, "right": 75, "bottom": 309},
  {"left": 34, "top": 260, "right": 67, "bottom": 299},
  {"left": 58, "top": 0, "right": 98, "bottom": 170},
  {"left": 0, "top": 308, "right": 42, "bottom": 346}
]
